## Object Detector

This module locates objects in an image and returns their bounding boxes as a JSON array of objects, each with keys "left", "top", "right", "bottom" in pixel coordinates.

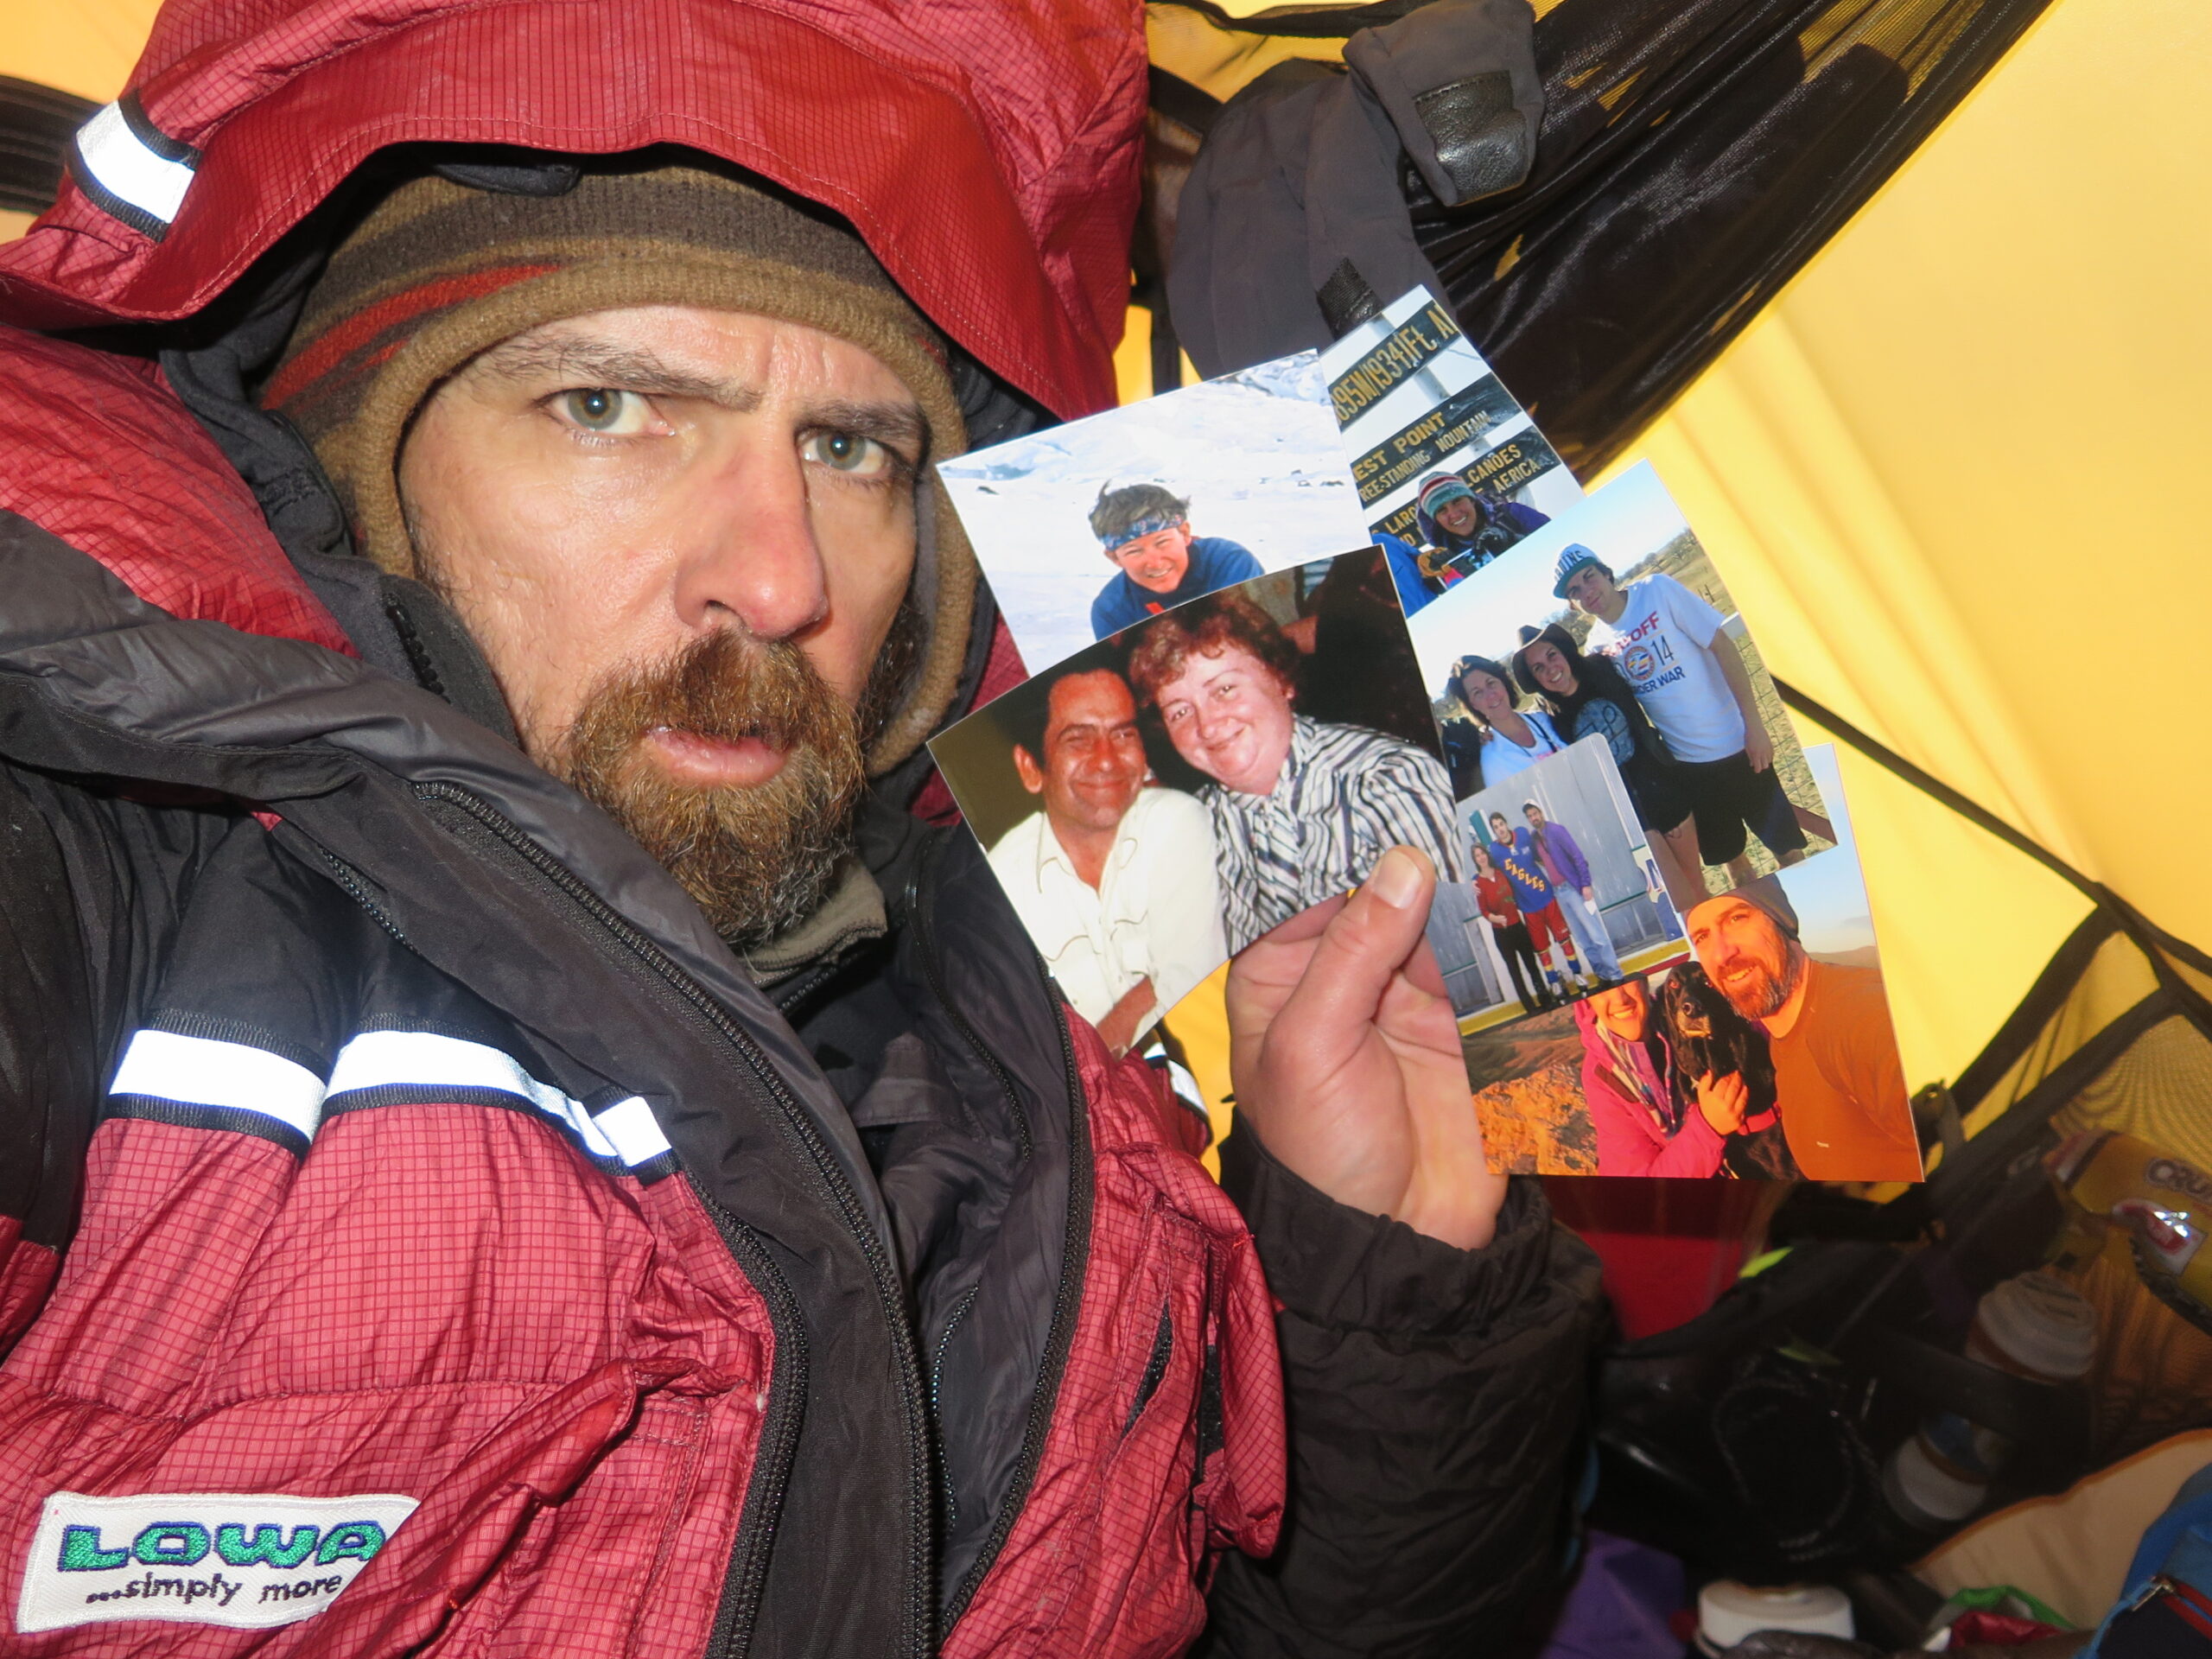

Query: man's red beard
[
  {"left": 554, "top": 629, "right": 885, "bottom": 950},
  {"left": 1712, "top": 937, "right": 1806, "bottom": 1022}
]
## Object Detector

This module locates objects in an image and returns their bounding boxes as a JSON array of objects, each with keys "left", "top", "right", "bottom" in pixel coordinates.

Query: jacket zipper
[
  {"left": 929, "top": 1284, "right": 982, "bottom": 1534},
  {"left": 413, "top": 783, "right": 935, "bottom": 1659},
  {"left": 906, "top": 833, "right": 1094, "bottom": 1628},
  {"left": 690, "top": 1179, "right": 809, "bottom": 1659}
]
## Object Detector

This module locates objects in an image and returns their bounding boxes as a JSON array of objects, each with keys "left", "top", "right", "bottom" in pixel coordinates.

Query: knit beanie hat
[
  {"left": 1417, "top": 473, "right": 1478, "bottom": 517},
  {"left": 265, "top": 158, "right": 976, "bottom": 777},
  {"left": 1693, "top": 875, "right": 1802, "bottom": 941}
]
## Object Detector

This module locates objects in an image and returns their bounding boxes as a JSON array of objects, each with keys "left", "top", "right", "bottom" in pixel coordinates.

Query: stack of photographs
[{"left": 928, "top": 289, "right": 1923, "bottom": 1185}]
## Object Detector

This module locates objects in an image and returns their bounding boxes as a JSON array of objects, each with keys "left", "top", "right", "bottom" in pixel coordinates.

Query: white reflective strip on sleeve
[
  {"left": 548, "top": 1096, "right": 620, "bottom": 1162},
  {"left": 326, "top": 1031, "right": 618, "bottom": 1159},
  {"left": 1165, "top": 1058, "right": 1205, "bottom": 1117},
  {"left": 74, "top": 101, "right": 194, "bottom": 226},
  {"left": 589, "top": 1096, "right": 674, "bottom": 1168},
  {"left": 108, "top": 1030, "right": 327, "bottom": 1141},
  {"left": 327, "top": 1030, "right": 543, "bottom": 1101}
]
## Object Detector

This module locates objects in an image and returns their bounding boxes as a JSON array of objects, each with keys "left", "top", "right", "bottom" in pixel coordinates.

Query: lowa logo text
[{"left": 17, "top": 1490, "right": 420, "bottom": 1634}]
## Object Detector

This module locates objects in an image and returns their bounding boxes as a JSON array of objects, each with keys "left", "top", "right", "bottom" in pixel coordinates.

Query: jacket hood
[
  {"left": 0, "top": 0, "right": 1131, "bottom": 808},
  {"left": 0, "top": 0, "right": 1143, "bottom": 422}
]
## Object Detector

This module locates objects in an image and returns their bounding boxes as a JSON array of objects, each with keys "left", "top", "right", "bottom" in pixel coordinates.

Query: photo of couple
[
  {"left": 929, "top": 549, "right": 1457, "bottom": 1052},
  {"left": 1466, "top": 747, "right": 1923, "bottom": 1184},
  {"left": 1320, "top": 287, "right": 1584, "bottom": 616},
  {"left": 934, "top": 349, "right": 1374, "bottom": 673},
  {"left": 1409, "top": 461, "right": 1834, "bottom": 918}
]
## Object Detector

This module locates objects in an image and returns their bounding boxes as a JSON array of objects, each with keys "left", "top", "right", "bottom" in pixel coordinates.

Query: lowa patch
[{"left": 16, "top": 1490, "right": 420, "bottom": 1633}]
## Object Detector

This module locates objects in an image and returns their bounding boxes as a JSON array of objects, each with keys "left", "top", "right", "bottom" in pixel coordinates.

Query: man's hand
[
  {"left": 1710, "top": 630, "right": 1774, "bottom": 772},
  {"left": 1580, "top": 886, "right": 1597, "bottom": 905},
  {"left": 1694, "top": 1069, "right": 1749, "bottom": 1135},
  {"left": 1226, "top": 848, "right": 1506, "bottom": 1251},
  {"left": 1095, "top": 975, "right": 1155, "bottom": 1058}
]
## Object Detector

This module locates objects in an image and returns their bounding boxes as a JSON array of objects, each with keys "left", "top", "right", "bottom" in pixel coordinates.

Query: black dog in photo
[{"left": 1655, "top": 962, "right": 1799, "bottom": 1180}]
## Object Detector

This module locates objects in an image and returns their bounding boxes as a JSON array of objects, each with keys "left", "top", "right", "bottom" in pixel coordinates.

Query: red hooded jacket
[
  {"left": 0, "top": 4, "right": 1293, "bottom": 1654},
  {"left": 0, "top": 4, "right": 1598, "bottom": 1654}
]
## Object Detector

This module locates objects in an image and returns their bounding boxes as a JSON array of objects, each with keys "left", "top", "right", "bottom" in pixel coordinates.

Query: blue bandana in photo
[{"left": 1101, "top": 512, "right": 1184, "bottom": 552}]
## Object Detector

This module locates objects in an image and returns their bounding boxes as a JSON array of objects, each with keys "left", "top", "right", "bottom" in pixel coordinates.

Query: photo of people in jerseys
[
  {"left": 935, "top": 348, "right": 1375, "bottom": 671},
  {"left": 1427, "top": 735, "right": 1690, "bottom": 1036},
  {"left": 1481, "top": 812, "right": 1603, "bottom": 1007},
  {"left": 930, "top": 550, "right": 1460, "bottom": 1045},
  {"left": 1462, "top": 747, "right": 1923, "bottom": 1184}
]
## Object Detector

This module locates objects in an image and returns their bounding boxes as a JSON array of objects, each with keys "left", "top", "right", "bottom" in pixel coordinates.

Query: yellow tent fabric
[
  {"left": 2, "top": 0, "right": 156, "bottom": 104},
  {"left": 1607, "top": 0, "right": 2212, "bottom": 1077}
]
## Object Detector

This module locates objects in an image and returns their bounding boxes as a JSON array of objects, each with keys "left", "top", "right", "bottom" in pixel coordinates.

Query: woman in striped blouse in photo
[{"left": 1128, "top": 588, "right": 1463, "bottom": 953}]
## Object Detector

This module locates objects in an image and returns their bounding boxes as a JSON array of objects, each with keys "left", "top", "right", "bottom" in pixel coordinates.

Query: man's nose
[{"left": 671, "top": 442, "right": 830, "bottom": 642}]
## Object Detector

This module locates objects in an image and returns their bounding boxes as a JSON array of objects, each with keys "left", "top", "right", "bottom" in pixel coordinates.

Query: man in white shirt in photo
[
  {"left": 988, "top": 661, "right": 1227, "bottom": 1054},
  {"left": 1555, "top": 543, "right": 1808, "bottom": 887}
]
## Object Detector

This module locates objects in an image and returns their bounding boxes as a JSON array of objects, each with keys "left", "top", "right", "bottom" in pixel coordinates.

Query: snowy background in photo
[{"left": 938, "top": 353, "right": 1372, "bottom": 674}]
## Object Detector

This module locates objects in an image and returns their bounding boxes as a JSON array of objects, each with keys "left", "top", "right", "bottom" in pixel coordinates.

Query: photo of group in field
[
  {"left": 1408, "top": 461, "right": 1834, "bottom": 920},
  {"left": 1320, "top": 287, "right": 1585, "bottom": 616},
  {"left": 934, "top": 350, "right": 1374, "bottom": 674},
  {"left": 1466, "top": 747, "right": 1923, "bottom": 1185},
  {"left": 929, "top": 548, "right": 1457, "bottom": 1053}
]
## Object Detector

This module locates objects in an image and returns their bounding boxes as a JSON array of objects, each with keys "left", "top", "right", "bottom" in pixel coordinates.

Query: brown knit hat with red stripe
[{"left": 267, "top": 159, "right": 975, "bottom": 778}]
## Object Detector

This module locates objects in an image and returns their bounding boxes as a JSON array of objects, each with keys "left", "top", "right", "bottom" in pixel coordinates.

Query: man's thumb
[
  {"left": 1276, "top": 847, "right": 1434, "bottom": 1034},
  {"left": 1366, "top": 846, "right": 1428, "bottom": 912}
]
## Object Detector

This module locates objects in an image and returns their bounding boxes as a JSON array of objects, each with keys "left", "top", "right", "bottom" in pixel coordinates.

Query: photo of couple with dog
[{"left": 1466, "top": 746, "right": 1923, "bottom": 1184}]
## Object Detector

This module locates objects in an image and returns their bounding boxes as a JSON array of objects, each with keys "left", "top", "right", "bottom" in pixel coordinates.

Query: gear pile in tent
[{"left": 4, "top": 0, "right": 2209, "bottom": 1649}]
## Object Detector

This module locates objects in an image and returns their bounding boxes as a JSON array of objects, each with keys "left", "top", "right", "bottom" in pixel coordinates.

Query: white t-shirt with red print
[{"left": 1582, "top": 573, "right": 1744, "bottom": 764}]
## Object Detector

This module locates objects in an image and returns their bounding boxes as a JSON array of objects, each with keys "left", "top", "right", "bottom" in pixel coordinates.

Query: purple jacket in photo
[{"left": 1533, "top": 820, "right": 1592, "bottom": 893}]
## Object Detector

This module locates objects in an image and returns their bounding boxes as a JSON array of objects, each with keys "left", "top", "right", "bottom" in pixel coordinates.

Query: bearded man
[
  {"left": 1685, "top": 880, "right": 1923, "bottom": 1183},
  {"left": 0, "top": 3, "right": 1598, "bottom": 1652}
]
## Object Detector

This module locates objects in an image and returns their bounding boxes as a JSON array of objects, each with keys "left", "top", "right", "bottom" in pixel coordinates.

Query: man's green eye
[
  {"left": 558, "top": 388, "right": 644, "bottom": 433},
  {"left": 808, "top": 431, "right": 888, "bottom": 474}
]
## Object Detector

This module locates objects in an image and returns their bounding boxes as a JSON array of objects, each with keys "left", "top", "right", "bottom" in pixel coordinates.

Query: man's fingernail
[{"left": 1369, "top": 848, "right": 1423, "bottom": 909}]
